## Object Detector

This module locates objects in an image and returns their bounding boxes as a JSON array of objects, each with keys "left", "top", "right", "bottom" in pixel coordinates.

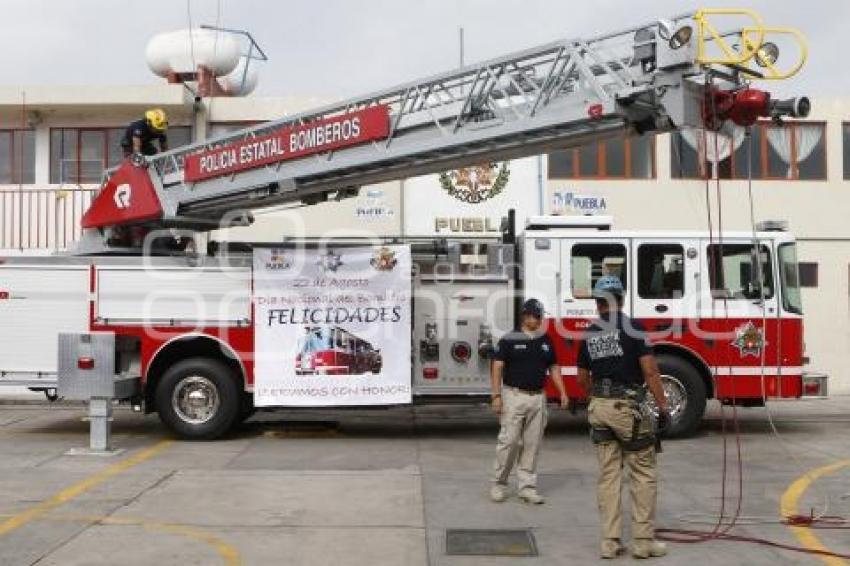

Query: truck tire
[
  {"left": 155, "top": 357, "right": 240, "bottom": 440},
  {"left": 239, "top": 392, "right": 256, "bottom": 424},
  {"left": 655, "top": 354, "right": 707, "bottom": 438}
]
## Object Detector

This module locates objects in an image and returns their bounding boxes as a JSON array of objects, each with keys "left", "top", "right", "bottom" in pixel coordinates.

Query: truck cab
[{"left": 520, "top": 215, "right": 816, "bottom": 436}]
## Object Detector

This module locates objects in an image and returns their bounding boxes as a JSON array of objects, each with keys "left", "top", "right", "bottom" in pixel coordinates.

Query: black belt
[
  {"left": 592, "top": 391, "right": 640, "bottom": 400},
  {"left": 504, "top": 385, "right": 543, "bottom": 395},
  {"left": 591, "top": 378, "right": 643, "bottom": 400}
]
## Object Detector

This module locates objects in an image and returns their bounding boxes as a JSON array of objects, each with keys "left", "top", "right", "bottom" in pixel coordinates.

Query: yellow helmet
[{"left": 145, "top": 108, "right": 168, "bottom": 132}]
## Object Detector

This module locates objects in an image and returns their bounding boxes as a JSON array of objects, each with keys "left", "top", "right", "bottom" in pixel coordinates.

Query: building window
[
  {"left": 707, "top": 244, "right": 774, "bottom": 299},
  {"left": 0, "top": 130, "right": 35, "bottom": 184},
  {"left": 570, "top": 243, "right": 627, "bottom": 299},
  {"left": 50, "top": 126, "right": 191, "bottom": 184},
  {"left": 548, "top": 135, "right": 655, "bottom": 179},
  {"left": 843, "top": 123, "right": 850, "bottom": 180},
  {"left": 798, "top": 262, "right": 818, "bottom": 288},
  {"left": 672, "top": 122, "right": 826, "bottom": 181},
  {"left": 637, "top": 244, "right": 684, "bottom": 299}
]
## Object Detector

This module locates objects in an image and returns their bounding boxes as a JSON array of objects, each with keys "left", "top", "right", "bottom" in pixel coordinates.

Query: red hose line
[
  {"left": 659, "top": 82, "right": 849, "bottom": 561},
  {"left": 657, "top": 527, "right": 850, "bottom": 560}
]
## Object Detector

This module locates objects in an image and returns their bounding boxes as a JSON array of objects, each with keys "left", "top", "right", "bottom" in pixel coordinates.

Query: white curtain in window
[
  {"left": 766, "top": 124, "right": 823, "bottom": 178},
  {"left": 765, "top": 127, "right": 794, "bottom": 178},
  {"left": 794, "top": 124, "right": 823, "bottom": 171},
  {"left": 681, "top": 127, "right": 746, "bottom": 176}
]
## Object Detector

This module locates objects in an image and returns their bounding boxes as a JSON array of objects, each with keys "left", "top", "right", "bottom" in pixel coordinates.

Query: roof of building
[{"left": 0, "top": 83, "right": 337, "bottom": 124}]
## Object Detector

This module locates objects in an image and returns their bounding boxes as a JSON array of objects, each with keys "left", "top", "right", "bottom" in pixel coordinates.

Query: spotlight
[
  {"left": 669, "top": 25, "right": 693, "bottom": 50},
  {"left": 755, "top": 42, "right": 779, "bottom": 67}
]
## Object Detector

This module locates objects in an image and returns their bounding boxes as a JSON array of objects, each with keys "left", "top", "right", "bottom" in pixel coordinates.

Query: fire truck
[
  {"left": 0, "top": 9, "right": 825, "bottom": 439},
  {"left": 296, "top": 326, "right": 382, "bottom": 375}
]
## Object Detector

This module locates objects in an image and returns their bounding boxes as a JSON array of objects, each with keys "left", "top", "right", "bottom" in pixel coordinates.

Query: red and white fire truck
[
  {"left": 0, "top": 9, "right": 825, "bottom": 439},
  {"left": 296, "top": 326, "right": 382, "bottom": 375}
]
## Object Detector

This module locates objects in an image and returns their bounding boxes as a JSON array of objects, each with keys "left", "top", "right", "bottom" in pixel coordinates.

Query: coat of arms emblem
[
  {"left": 316, "top": 249, "right": 343, "bottom": 272},
  {"left": 371, "top": 247, "right": 398, "bottom": 271},
  {"left": 731, "top": 321, "right": 766, "bottom": 357},
  {"left": 439, "top": 162, "right": 510, "bottom": 203},
  {"left": 265, "top": 249, "right": 291, "bottom": 270}
]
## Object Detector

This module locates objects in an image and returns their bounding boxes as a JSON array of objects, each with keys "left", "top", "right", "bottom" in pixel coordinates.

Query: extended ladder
[{"left": 79, "top": 9, "right": 808, "bottom": 242}]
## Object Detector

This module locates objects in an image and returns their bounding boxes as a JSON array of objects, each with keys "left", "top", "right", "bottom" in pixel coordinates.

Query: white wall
[
  {"left": 214, "top": 180, "right": 403, "bottom": 241},
  {"left": 402, "top": 156, "right": 542, "bottom": 237},
  {"left": 797, "top": 240, "right": 850, "bottom": 392}
]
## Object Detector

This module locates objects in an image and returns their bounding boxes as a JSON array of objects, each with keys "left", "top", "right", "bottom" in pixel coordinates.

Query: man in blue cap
[
  {"left": 489, "top": 298, "right": 569, "bottom": 504},
  {"left": 577, "top": 275, "right": 671, "bottom": 559}
]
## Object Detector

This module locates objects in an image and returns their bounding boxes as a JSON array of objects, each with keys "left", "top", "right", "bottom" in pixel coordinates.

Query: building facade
[{"left": 0, "top": 86, "right": 846, "bottom": 392}]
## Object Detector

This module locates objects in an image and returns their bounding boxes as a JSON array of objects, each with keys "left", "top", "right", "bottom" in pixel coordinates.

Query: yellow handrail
[
  {"left": 693, "top": 8, "right": 808, "bottom": 80},
  {"left": 694, "top": 8, "right": 765, "bottom": 66}
]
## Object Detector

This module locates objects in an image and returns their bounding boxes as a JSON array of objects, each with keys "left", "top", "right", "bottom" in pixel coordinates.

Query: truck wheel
[
  {"left": 654, "top": 354, "right": 707, "bottom": 438},
  {"left": 155, "top": 357, "right": 240, "bottom": 440},
  {"left": 239, "top": 392, "right": 256, "bottom": 424}
]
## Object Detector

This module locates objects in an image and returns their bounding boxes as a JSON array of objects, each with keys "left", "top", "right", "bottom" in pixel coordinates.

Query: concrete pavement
[{"left": 0, "top": 398, "right": 847, "bottom": 565}]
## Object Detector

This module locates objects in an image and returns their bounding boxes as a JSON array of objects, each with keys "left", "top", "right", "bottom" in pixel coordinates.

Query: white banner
[{"left": 253, "top": 245, "right": 412, "bottom": 406}]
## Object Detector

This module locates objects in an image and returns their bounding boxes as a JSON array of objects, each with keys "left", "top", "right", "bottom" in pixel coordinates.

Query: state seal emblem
[
  {"left": 439, "top": 162, "right": 510, "bottom": 203},
  {"left": 371, "top": 247, "right": 398, "bottom": 271}
]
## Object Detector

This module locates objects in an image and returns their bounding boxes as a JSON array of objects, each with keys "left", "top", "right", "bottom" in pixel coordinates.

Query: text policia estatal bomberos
[
  {"left": 197, "top": 116, "right": 363, "bottom": 176},
  {"left": 184, "top": 106, "right": 391, "bottom": 183}
]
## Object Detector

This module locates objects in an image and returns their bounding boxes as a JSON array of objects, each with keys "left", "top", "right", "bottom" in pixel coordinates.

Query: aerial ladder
[{"left": 76, "top": 8, "right": 810, "bottom": 254}]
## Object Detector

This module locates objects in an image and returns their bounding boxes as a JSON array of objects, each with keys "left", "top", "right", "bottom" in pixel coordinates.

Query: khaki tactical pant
[
  {"left": 491, "top": 386, "right": 548, "bottom": 493},
  {"left": 587, "top": 397, "right": 657, "bottom": 541}
]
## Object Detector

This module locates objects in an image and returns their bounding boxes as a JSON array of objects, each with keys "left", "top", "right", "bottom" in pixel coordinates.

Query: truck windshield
[
  {"left": 707, "top": 244, "right": 773, "bottom": 300},
  {"left": 301, "top": 328, "right": 332, "bottom": 352},
  {"left": 778, "top": 243, "right": 803, "bottom": 314}
]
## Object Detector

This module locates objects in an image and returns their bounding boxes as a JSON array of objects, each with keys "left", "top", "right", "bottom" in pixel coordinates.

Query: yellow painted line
[
  {"left": 780, "top": 459, "right": 850, "bottom": 566},
  {"left": 0, "top": 512, "right": 241, "bottom": 566},
  {"left": 141, "top": 520, "right": 242, "bottom": 566},
  {"left": 0, "top": 440, "right": 173, "bottom": 537}
]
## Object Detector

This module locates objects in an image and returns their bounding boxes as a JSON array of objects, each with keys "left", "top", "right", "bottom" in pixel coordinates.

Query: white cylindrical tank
[
  {"left": 219, "top": 57, "right": 259, "bottom": 96},
  {"left": 146, "top": 28, "right": 240, "bottom": 77}
]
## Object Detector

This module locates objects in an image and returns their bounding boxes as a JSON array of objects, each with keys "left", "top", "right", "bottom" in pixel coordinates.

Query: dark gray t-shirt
[{"left": 577, "top": 312, "right": 650, "bottom": 387}]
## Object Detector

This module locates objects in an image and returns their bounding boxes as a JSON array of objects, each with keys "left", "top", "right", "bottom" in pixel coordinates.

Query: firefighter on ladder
[
  {"left": 107, "top": 109, "right": 169, "bottom": 248},
  {"left": 576, "top": 275, "right": 671, "bottom": 559},
  {"left": 121, "top": 108, "right": 169, "bottom": 159}
]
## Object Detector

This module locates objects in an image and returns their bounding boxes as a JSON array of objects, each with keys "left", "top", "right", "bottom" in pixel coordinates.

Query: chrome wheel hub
[
  {"left": 645, "top": 374, "right": 688, "bottom": 421},
  {"left": 172, "top": 375, "right": 220, "bottom": 425}
]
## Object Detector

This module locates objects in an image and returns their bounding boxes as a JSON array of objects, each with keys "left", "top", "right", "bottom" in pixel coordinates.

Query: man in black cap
[{"left": 489, "top": 298, "right": 568, "bottom": 504}]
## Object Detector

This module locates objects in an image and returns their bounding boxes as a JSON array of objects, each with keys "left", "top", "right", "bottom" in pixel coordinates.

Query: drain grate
[{"left": 445, "top": 529, "right": 538, "bottom": 557}]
